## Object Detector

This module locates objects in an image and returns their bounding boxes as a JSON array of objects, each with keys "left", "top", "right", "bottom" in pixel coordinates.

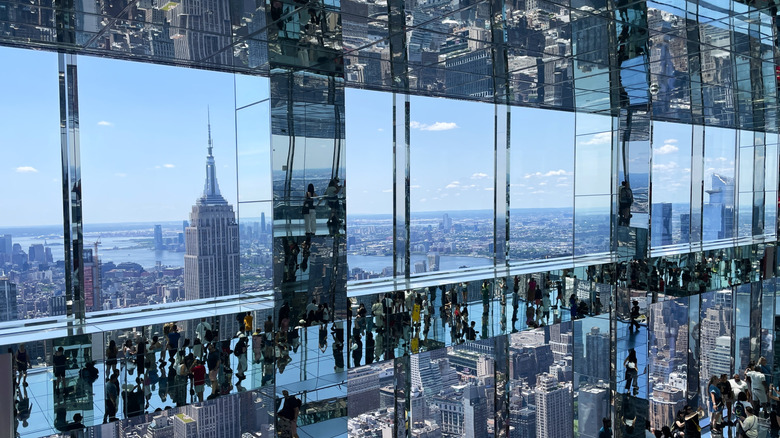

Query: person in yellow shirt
[{"left": 243, "top": 312, "right": 254, "bottom": 336}]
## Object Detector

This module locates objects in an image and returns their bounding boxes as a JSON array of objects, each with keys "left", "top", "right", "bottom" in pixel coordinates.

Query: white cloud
[
  {"left": 377, "top": 128, "right": 384, "bottom": 132},
  {"left": 381, "top": 188, "right": 393, "bottom": 193},
  {"left": 524, "top": 169, "right": 572, "bottom": 179},
  {"left": 163, "top": 164, "right": 175, "bottom": 168},
  {"left": 15, "top": 166, "right": 38, "bottom": 173},
  {"left": 115, "top": 172, "right": 127, "bottom": 178},
  {"left": 410, "top": 185, "right": 421, "bottom": 189},
  {"left": 664, "top": 138, "right": 678, "bottom": 144},
  {"left": 654, "top": 144, "right": 679, "bottom": 155},
  {"left": 445, "top": 181, "right": 460, "bottom": 189},
  {"left": 97, "top": 121, "right": 113, "bottom": 126},
  {"left": 471, "top": 172, "right": 488, "bottom": 180},
  {"left": 579, "top": 132, "right": 612, "bottom": 146},
  {"left": 484, "top": 187, "right": 494, "bottom": 191},
  {"left": 410, "top": 121, "right": 459, "bottom": 131}
]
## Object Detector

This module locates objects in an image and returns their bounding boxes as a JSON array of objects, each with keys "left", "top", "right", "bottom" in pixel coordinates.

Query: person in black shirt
[
  {"left": 278, "top": 390, "right": 301, "bottom": 438},
  {"left": 206, "top": 343, "right": 220, "bottom": 397},
  {"left": 629, "top": 300, "right": 641, "bottom": 333},
  {"left": 53, "top": 347, "right": 67, "bottom": 395},
  {"left": 465, "top": 321, "right": 478, "bottom": 341}
]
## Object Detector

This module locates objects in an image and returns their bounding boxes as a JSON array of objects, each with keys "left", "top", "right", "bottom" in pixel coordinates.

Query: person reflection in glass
[
  {"left": 53, "top": 346, "right": 68, "bottom": 396},
  {"left": 323, "top": 177, "right": 343, "bottom": 234},
  {"left": 15, "top": 343, "right": 30, "bottom": 388},
  {"left": 303, "top": 183, "right": 318, "bottom": 237},
  {"left": 104, "top": 371, "right": 119, "bottom": 423},
  {"left": 14, "top": 381, "right": 32, "bottom": 434},
  {"left": 618, "top": 181, "right": 634, "bottom": 226},
  {"left": 624, "top": 348, "right": 639, "bottom": 395}
]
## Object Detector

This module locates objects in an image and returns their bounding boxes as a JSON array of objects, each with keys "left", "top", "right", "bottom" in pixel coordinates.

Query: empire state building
[{"left": 184, "top": 121, "right": 239, "bottom": 301}]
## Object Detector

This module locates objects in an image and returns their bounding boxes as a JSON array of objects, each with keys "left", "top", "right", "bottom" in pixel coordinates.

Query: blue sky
[
  {"left": 1, "top": 45, "right": 722, "bottom": 227},
  {"left": 1, "top": 46, "right": 242, "bottom": 226}
]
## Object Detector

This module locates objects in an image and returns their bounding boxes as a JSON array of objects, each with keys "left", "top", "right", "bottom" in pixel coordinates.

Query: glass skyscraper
[{"left": 0, "top": 0, "right": 778, "bottom": 435}]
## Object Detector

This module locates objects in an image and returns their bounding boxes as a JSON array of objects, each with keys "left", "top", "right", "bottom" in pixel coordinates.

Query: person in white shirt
[
  {"left": 746, "top": 365, "right": 768, "bottom": 416},
  {"left": 730, "top": 373, "right": 750, "bottom": 400},
  {"left": 305, "top": 299, "right": 318, "bottom": 320},
  {"left": 740, "top": 406, "right": 759, "bottom": 438},
  {"left": 195, "top": 318, "right": 212, "bottom": 343}
]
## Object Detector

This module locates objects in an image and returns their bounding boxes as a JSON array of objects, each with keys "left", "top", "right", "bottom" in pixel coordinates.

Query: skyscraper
[
  {"left": 0, "top": 234, "right": 11, "bottom": 262},
  {"left": 535, "top": 373, "right": 573, "bottom": 438},
  {"left": 83, "top": 248, "right": 100, "bottom": 312},
  {"left": 463, "top": 383, "right": 488, "bottom": 438},
  {"left": 0, "top": 276, "right": 18, "bottom": 322},
  {"left": 154, "top": 224, "right": 164, "bottom": 251},
  {"left": 184, "top": 119, "right": 239, "bottom": 302}
]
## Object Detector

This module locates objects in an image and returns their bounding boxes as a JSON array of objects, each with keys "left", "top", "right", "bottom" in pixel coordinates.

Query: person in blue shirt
[
  {"left": 167, "top": 324, "right": 181, "bottom": 363},
  {"left": 709, "top": 375, "right": 724, "bottom": 431},
  {"left": 599, "top": 417, "right": 612, "bottom": 438}
]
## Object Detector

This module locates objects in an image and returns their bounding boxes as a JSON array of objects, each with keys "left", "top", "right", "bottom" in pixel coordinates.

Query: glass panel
[
  {"left": 236, "top": 98, "right": 272, "bottom": 203},
  {"left": 766, "top": 192, "right": 778, "bottom": 237},
  {"left": 651, "top": 122, "right": 692, "bottom": 248},
  {"left": 576, "top": 132, "right": 612, "bottom": 196},
  {"left": 235, "top": 74, "right": 270, "bottom": 111},
  {"left": 0, "top": 47, "right": 62, "bottom": 321},
  {"left": 409, "top": 96, "right": 494, "bottom": 275},
  {"left": 345, "top": 89, "right": 394, "bottom": 281},
  {"left": 734, "top": 283, "right": 751, "bottom": 373},
  {"left": 508, "top": 323, "right": 574, "bottom": 437},
  {"left": 574, "top": 195, "right": 611, "bottom": 257},
  {"left": 573, "top": 316, "right": 611, "bottom": 437},
  {"left": 509, "top": 107, "right": 574, "bottom": 262},
  {"left": 79, "top": 56, "right": 238, "bottom": 311},
  {"left": 647, "top": 298, "right": 689, "bottom": 430},
  {"left": 702, "top": 127, "right": 736, "bottom": 242},
  {"left": 698, "top": 290, "right": 733, "bottom": 420},
  {"left": 238, "top": 202, "right": 274, "bottom": 294}
]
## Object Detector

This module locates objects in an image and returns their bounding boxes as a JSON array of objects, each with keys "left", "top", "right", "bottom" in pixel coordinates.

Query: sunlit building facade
[{"left": 0, "top": 0, "right": 779, "bottom": 435}]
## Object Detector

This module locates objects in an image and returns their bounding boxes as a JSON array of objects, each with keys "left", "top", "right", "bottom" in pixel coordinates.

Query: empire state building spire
[{"left": 199, "top": 110, "right": 227, "bottom": 205}]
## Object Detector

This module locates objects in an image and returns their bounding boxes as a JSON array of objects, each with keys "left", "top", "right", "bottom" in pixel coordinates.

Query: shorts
[
  {"left": 277, "top": 417, "right": 294, "bottom": 437},
  {"left": 195, "top": 384, "right": 205, "bottom": 393},
  {"left": 209, "top": 369, "right": 218, "bottom": 382},
  {"left": 753, "top": 390, "right": 768, "bottom": 404},
  {"left": 54, "top": 368, "right": 65, "bottom": 378}
]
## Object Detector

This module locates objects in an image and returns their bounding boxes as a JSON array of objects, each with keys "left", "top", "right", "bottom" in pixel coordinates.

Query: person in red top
[{"left": 191, "top": 359, "right": 207, "bottom": 403}]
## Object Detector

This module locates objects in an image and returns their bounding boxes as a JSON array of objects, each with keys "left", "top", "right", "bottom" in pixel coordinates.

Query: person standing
[
  {"left": 624, "top": 348, "right": 639, "bottom": 394},
  {"left": 243, "top": 312, "right": 254, "bottom": 336},
  {"left": 708, "top": 375, "right": 724, "bottom": 432},
  {"left": 53, "top": 346, "right": 67, "bottom": 395},
  {"left": 104, "top": 371, "right": 119, "bottom": 423},
  {"left": 206, "top": 343, "right": 220, "bottom": 398},
  {"left": 740, "top": 406, "right": 759, "bottom": 438},
  {"left": 303, "top": 183, "right": 317, "bottom": 236},
  {"left": 629, "top": 300, "right": 641, "bottom": 333},
  {"left": 195, "top": 318, "right": 212, "bottom": 344},
  {"left": 191, "top": 359, "right": 206, "bottom": 403},
  {"left": 167, "top": 324, "right": 181, "bottom": 363},
  {"left": 234, "top": 336, "right": 248, "bottom": 380},
  {"left": 278, "top": 390, "right": 301, "bottom": 438},
  {"left": 15, "top": 343, "right": 30, "bottom": 388},
  {"left": 598, "top": 418, "right": 612, "bottom": 438},
  {"left": 619, "top": 180, "right": 634, "bottom": 226}
]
